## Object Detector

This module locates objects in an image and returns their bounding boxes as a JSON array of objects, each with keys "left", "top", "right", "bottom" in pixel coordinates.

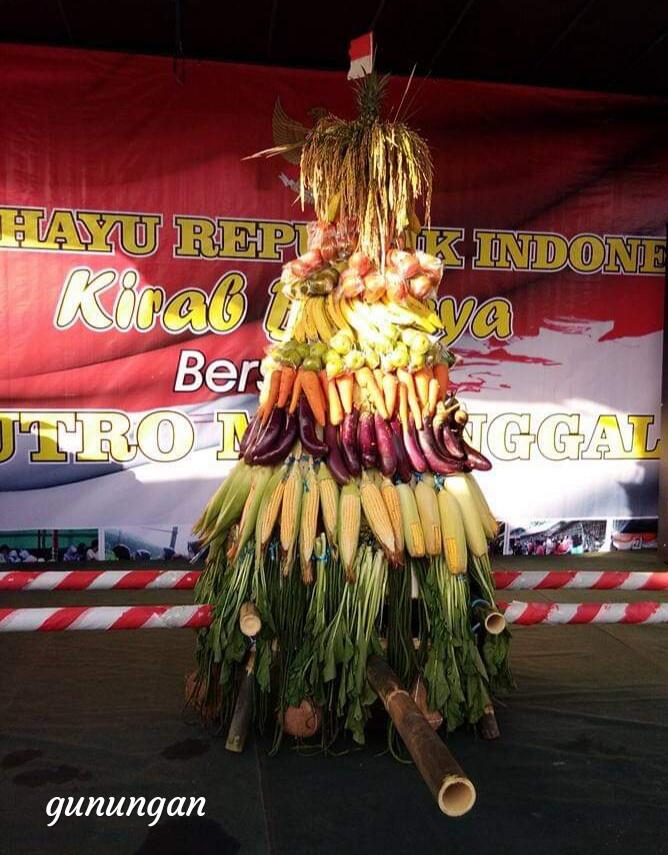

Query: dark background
[{"left": 1, "top": 0, "right": 667, "bottom": 95}]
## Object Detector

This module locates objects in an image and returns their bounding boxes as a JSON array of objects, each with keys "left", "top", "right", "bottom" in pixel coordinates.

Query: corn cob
[
  {"left": 360, "top": 472, "right": 398, "bottom": 563},
  {"left": 206, "top": 462, "right": 254, "bottom": 544},
  {"left": 280, "top": 460, "right": 304, "bottom": 573},
  {"left": 317, "top": 463, "right": 339, "bottom": 549},
  {"left": 463, "top": 472, "right": 499, "bottom": 540},
  {"left": 228, "top": 465, "right": 274, "bottom": 560},
  {"left": 254, "top": 463, "right": 288, "bottom": 563},
  {"left": 396, "top": 482, "right": 425, "bottom": 557},
  {"left": 445, "top": 474, "right": 488, "bottom": 557},
  {"left": 338, "top": 482, "right": 361, "bottom": 582},
  {"left": 414, "top": 476, "right": 442, "bottom": 556},
  {"left": 436, "top": 487, "right": 467, "bottom": 574},
  {"left": 299, "top": 461, "right": 320, "bottom": 584},
  {"left": 380, "top": 477, "right": 404, "bottom": 556},
  {"left": 195, "top": 460, "right": 245, "bottom": 535}
]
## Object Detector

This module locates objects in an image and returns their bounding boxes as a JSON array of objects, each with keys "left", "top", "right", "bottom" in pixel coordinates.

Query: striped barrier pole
[
  {"left": 494, "top": 570, "right": 668, "bottom": 591},
  {"left": 499, "top": 600, "right": 668, "bottom": 625},
  {"left": 3, "top": 569, "right": 668, "bottom": 592},
  {"left": 0, "top": 569, "right": 201, "bottom": 591},
  {"left": 0, "top": 604, "right": 212, "bottom": 632},
  {"left": 1, "top": 601, "right": 668, "bottom": 632}
]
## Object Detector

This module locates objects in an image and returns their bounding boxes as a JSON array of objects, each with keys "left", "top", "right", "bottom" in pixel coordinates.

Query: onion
[
  {"left": 388, "top": 248, "right": 420, "bottom": 278},
  {"left": 417, "top": 251, "right": 444, "bottom": 287},
  {"left": 340, "top": 269, "right": 365, "bottom": 298},
  {"left": 363, "top": 270, "right": 386, "bottom": 302},
  {"left": 385, "top": 270, "right": 408, "bottom": 301},
  {"left": 292, "top": 248, "right": 324, "bottom": 277},
  {"left": 349, "top": 251, "right": 373, "bottom": 276},
  {"left": 408, "top": 273, "right": 434, "bottom": 300},
  {"left": 320, "top": 238, "right": 337, "bottom": 262}
]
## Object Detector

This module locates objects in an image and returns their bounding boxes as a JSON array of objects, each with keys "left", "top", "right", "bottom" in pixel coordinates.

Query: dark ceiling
[{"left": 1, "top": 0, "right": 667, "bottom": 96}]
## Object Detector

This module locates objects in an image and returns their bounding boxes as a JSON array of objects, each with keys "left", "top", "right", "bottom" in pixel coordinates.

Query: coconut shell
[{"left": 281, "top": 699, "right": 323, "bottom": 738}]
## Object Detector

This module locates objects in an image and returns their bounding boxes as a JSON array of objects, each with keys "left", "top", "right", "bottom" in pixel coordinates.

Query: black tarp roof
[{"left": 1, "top": 0, "right": 667, "bottom": 95}]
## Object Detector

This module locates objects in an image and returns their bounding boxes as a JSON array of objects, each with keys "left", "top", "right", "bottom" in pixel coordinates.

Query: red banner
[{"left": 0, "top": 44, "right": 666, "bottom": 546}]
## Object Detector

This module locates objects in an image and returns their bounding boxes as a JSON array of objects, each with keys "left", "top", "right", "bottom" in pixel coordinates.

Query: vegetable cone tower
[{"left": 191, "top": 73, "right": 512, "bottom": 748}]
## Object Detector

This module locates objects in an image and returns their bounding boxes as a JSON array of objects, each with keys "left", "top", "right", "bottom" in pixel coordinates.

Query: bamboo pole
[
  {"left": 225, "top": 650, "right": 256, "bottom": 753},
  {"left": 239, "top": 602, "right": 262, "bottom": 637},
  {"left": 474, "top": 603, "right": 506, "bottom": 635},
  {"left": 367, "top": 656, "right": 476, "bottom": 816}
]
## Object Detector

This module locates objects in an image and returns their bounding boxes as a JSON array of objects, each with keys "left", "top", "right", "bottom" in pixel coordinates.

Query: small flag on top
[{"left": 347, "top": 33, "right": 374, "bottom": 80}]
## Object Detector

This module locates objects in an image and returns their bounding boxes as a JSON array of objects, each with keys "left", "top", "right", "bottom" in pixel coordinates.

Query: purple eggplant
[
  {"left": 246, "top": 406, "right": 283, "bottom": 462},
  {"left": 298, "top": 396, "right": 328, "bottom": 458},
  {"left": 240, "top": 410, "right": 261, "bottom": 456},
  {"left": 340, "top": 410, "right": 361, "bottom": 476},
  {"left": 403, "top": 416, "right": 428, "bottom": 473},
  {"left": 441, "top": 423, "right": 466, "bottom": 460},
  {"left": 390, "top": 419, "right": 413, "bottom": 482},
  {"left": 417, "top": 418, "right": 465, "bottom": 475},
  {"left": 374, "top": 414, "right": 397, "bottom": 478},
  {"left": 462, "top": 439, "right": 492, "bottom": 471},
  {"left": 431, "top": 415, "right": 448, "bottom": 458},
  {"left": 324, "top": 423, "right": 351, "bottom": 486},
  {"left": 358, "top": 411, "right": 378, "bottom": 469},
  {"left": 252, "top": 412, "right": 298, "bottom": 465}
]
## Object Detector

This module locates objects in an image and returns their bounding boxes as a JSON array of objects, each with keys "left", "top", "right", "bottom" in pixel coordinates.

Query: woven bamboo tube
[{"left": 367, "top": 656, "right": 476, "bottom": 816}]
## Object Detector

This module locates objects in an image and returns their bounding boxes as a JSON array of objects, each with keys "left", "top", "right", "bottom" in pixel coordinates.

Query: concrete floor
[{"left": 1, "top": 551, "right": 667, "bottom": 854}]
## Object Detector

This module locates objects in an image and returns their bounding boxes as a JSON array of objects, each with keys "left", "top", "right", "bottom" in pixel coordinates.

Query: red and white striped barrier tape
[
  {"left": 3, "top": 568, "right": 668, "bottom": 592},
  {"left": 494, "top": 570, "right": 668, "bottom": 591},
  {"left": 498, "top": 600, "right": 668, "bottom": 625},
  {"left": 0, "top": 569, "right": 201, "bottom": 591},
  {"left": 1, "top": 601, "right": 667, "bottom": 632},
  {"left": 0, "top": 604, "right": 212, "bottom": 632}
]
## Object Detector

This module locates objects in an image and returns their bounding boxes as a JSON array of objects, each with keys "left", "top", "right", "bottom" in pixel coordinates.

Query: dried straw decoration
[
  {"left": 299, "top": 74, "right": 433, "bottom": 267},
  {"left": 248, "top": 73, "right": 434, "bottom": 268}
]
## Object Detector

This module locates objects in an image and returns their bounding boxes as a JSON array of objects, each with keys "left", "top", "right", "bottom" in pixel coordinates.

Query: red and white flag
[{"left": 348, "top": 33, "right": 373, "bottom": 80}]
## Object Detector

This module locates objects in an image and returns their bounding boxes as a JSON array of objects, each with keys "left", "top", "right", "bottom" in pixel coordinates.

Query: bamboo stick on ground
[
  {"left": 367, "top": 655, "right": 476, "bottom": 816},
  {"left": 225, "top": 650, "right": 256, "bottom": 753}
]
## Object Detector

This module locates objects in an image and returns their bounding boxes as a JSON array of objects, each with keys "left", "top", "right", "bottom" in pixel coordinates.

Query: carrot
[
  {"left": 355, "top": 367, "right": 388, "bottom": 419},
  {"left": 434, "top": 363, "right": 450, "bottom": 400},
  {"left": 413, "top": 367, "right": 433, "bottom": 411},
  {"left": 318, "top": 369, "right": 329, "bottom": 401},
  {"left": 336, "top": 373, "right": 354, "bottom": 414},
  {"left": 277, "top": 365, "right": 297, "bottom": 409},
  {"left": 301, "top": 370, "right": 327, "bottom": 427},
  {"left": 261, "top": 368, "right": 282, "bottom": 424},
  {"left": 397, "top": 369, "right": 422, "bottom": 430},
  {"left": 352, "top": 377, "right": 364, "bottom": 410},
  {"left": 427, "top": 377, "right": 440, "bottom": 417},
  {"left": 398, "top": 381, "right": 409, "bottom": 431},
  {"left": 373, "top": 368, "right": 384, "bottom": 391},
  {"left": 289, "top": 368, "right": 304, "bottom": 414},
  {"left": 327, "top": 378, "right": 344, "bottom": 426},
  {"left": 382, "top": 372, "right": 399, "bottom": 419}
]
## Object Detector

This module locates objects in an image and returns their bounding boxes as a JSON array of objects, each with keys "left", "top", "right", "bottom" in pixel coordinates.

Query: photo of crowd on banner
[{"left": 507, "top": 518, "right": 657, "bottom": 556}]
